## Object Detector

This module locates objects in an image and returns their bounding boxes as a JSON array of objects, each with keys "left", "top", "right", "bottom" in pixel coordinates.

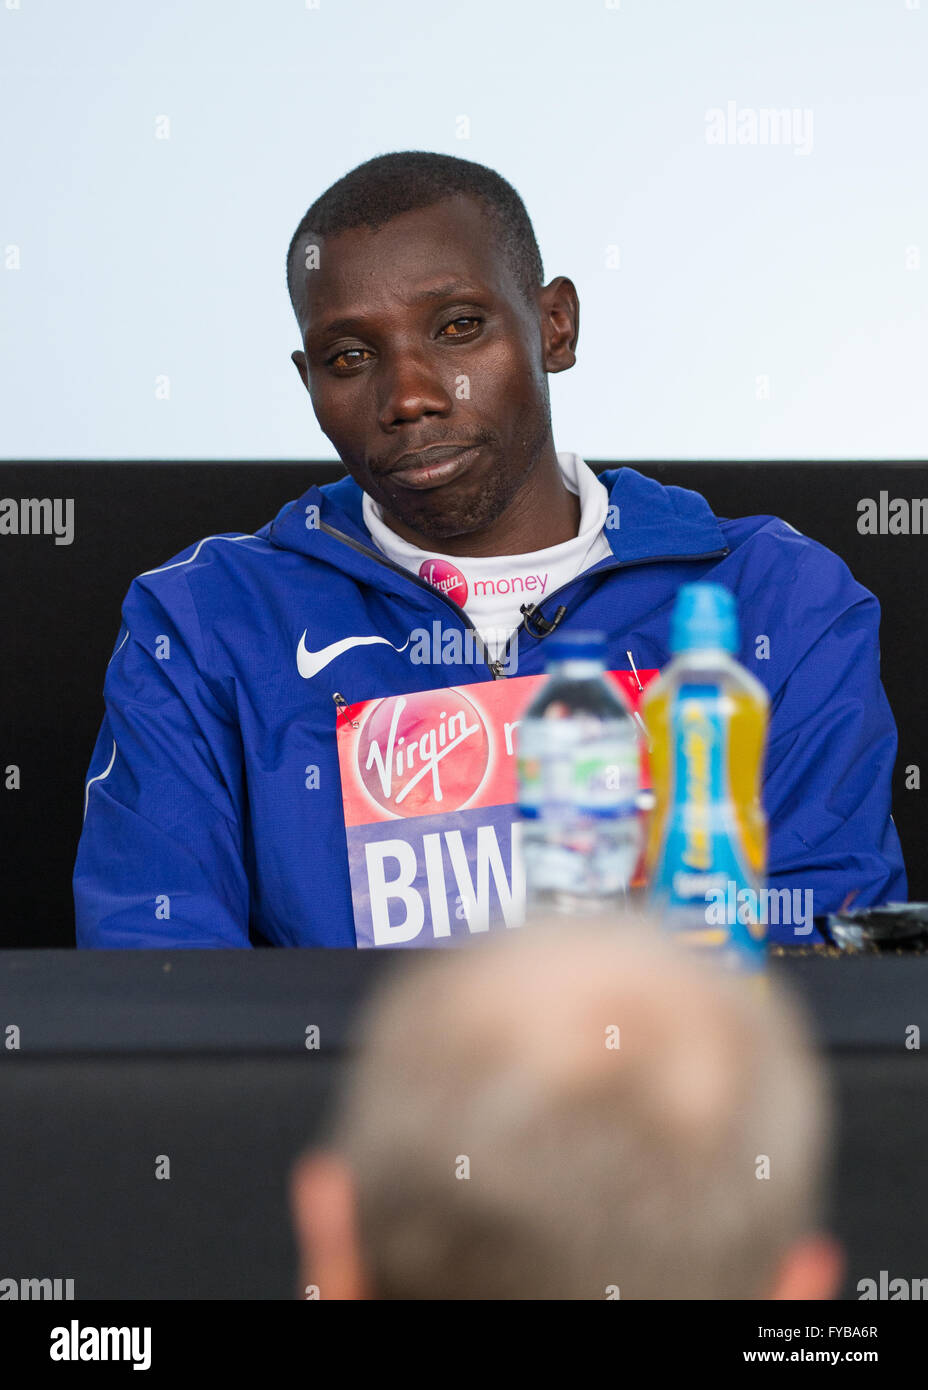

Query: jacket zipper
[
  {"left": 319, "top": 521, "right": 512, "bottom": 677},
  {"left": 318, "top": 519, "right": 729, "bottom": 680}
]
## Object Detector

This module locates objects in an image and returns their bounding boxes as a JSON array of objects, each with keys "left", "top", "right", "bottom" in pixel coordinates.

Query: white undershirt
[{"left": 363, "top": 452, "right": 613, "bottom": 660}]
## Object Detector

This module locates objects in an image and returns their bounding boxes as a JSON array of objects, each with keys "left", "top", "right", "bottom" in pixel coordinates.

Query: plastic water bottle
[
  {"left": 516, "top": 631, "right": 642, "bottom": 915},
  {"left": 641, "top": 583, "right": 769, "bottom": 970}
]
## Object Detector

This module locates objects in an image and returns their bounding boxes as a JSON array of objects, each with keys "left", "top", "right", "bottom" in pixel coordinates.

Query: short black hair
[{"left": 286, "top": 150, "right": 545, "bottom": 321}]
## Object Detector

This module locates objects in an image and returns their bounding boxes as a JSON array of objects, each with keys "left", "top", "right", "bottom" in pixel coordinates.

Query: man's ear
[
  {"left": 538, "top": 275, "right": 579, "bottom": 373},
  {"left": 291, "top": 349, "right": 310, "bottom": 391},
  {"left": 766, "top": 1233, "right": 844, "bottom": 1301},
  {"left": 289, "top": 1150, "right": 370, "bottom": 1300}
]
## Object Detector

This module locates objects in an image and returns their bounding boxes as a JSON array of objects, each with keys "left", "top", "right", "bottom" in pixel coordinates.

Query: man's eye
[
  {"left": 325, "top": 318, "right": 481, "bottom": 368},
  {"left": 326, "top": 347, "right": 372, "bottom": 369},
  {"left": 441, "top": 317, "right": 482, "bottom": 337}
]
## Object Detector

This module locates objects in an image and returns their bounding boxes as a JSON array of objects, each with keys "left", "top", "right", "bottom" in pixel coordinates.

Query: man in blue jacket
[{"left": 73, "top": 150, "right": 906, "bottom": 949}]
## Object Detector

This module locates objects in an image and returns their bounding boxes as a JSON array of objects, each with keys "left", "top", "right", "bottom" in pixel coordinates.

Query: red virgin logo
[
  {"left": 357, "top": 688, "right": 489, "bottom": 817},
  {"left": 419, "top": 559, "right": 468, "bottom": 606}
]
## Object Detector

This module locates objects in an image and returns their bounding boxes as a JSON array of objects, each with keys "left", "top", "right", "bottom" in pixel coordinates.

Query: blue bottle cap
[
  {"left": 544, "top": 630, "right": 607, "bottom": 664},
  {"left": 670, "top": 583, "right": 738, "bottom": 654}
]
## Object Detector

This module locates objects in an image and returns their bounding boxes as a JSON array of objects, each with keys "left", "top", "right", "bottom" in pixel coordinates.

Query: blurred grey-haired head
[{"left": 326, "top": 914, "right": 831, "bottom": 1300}]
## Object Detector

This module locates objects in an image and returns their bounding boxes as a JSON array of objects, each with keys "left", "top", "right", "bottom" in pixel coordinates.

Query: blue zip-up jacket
[{"left": 73, "top": 461, "right": 907, "bottom": 948}]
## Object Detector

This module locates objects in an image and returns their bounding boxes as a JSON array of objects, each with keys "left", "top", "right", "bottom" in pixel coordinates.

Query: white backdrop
[{"left": 1, "top": 0, "right": 926, "bottom": 461}]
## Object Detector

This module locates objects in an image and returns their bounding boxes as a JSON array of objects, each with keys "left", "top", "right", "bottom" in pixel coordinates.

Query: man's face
[{"left": 290, "top": 194, "right": 576, "bottom": 545}]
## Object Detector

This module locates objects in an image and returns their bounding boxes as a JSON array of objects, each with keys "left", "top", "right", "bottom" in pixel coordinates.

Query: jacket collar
[{"left": 265, "top": 460, "right": 727, "bottom": 574}]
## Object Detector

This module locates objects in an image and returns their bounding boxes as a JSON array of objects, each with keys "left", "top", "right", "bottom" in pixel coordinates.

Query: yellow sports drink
[{"left": 641, "top": 583, "right": 769, "bottom": 970}]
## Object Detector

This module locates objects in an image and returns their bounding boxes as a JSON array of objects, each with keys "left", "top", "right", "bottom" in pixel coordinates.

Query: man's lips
[{"left": 378, "top": 443, "right": 484, "bottom": 491}]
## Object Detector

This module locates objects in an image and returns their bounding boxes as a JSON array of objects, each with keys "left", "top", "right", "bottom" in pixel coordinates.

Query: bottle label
[
  {"left": 651, "top": 682, "right": 765, "bottom": 962},
  {"left": 516, "top": 717, "right": 639, "bottom": 817}
]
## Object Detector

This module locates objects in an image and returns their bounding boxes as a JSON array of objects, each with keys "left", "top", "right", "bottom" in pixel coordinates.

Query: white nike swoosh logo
[{"left": 296, "top": 629, "right": 411, "bottom": 679}]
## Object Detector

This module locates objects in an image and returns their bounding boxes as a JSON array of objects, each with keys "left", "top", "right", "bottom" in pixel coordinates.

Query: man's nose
[{"left": 377, "top": 347, "right": 454, "bottom": 427}]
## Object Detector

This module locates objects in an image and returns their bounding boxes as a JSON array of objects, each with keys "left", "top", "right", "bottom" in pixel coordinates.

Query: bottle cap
[
  {"left": 544, "top": 630, "right": 607, "bottom": 664},
  {"left": 670, "top": 583, "right": 738, "bottom": 653}
]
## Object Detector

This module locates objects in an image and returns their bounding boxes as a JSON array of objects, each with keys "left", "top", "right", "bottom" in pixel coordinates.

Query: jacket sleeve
[
  {"left": 761, "top": 544, "right": 907, "bottom": 942},
  {"left": 73, "top": 567, "right": 252, "bottom": 948}
]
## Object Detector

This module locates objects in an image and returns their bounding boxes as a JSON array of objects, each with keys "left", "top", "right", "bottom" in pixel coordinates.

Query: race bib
[{"left": 335, "top": 669, "right": 656, "bottom": 948}]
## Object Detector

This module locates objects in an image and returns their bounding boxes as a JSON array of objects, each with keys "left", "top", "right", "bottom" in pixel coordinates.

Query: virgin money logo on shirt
[
  {"left": 473, "top": 572, "right": 549, "bottom": 597},
  {"left": 419, "top": 559, "right": 468, "bottom": 606},
  {"left": 357, "top": 688, "right": 489, "bottom": 817}
]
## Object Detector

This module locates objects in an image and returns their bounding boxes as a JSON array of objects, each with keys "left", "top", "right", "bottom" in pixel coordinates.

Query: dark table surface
[
  {"left": 1, "top": 946, "right": 926, "bottom": 1300},
  {"left": 0, "top": 946, "right": 926, "bottom": 1053}
]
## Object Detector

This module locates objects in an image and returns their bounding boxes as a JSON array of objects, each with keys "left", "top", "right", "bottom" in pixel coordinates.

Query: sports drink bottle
[{"left": 642, "top": 583, "right": 769, "bottom": 969}]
